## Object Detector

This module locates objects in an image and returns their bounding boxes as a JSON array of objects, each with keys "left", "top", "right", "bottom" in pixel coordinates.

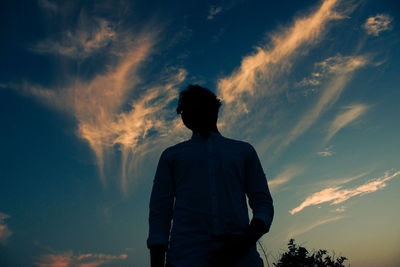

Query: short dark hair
[{"left": 176, "top": 85, "right": 222, "bottom": 116}]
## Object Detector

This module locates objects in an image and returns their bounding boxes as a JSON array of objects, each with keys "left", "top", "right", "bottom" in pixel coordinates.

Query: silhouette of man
[{"left": 147, "top": 85, "right": 274, "bottom": 267}]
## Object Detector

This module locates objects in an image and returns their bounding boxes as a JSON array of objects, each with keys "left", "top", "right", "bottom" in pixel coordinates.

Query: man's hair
[{"left": 176, "top": 85, "right": 222, "bottom": 116}]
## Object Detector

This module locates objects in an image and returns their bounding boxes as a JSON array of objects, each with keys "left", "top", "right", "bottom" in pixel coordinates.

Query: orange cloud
[
  {"left": 290, "top": 170, "right": 400, "bottom": 214},
  {"left": 317, "top": 146, "right": 335, "bottom": 157},
  {"left": 217, "top": 0, "right": 345, "bottom": 109},
  {"left": 363, "top": 14, "right": 393, "bottom": 36},
  {"left": 0, "top": 212, "right": 12, "bottom": 245},
  {"left": 277, "top": 55, "right": 367, "bottom": 153},
  {"left": 35, "top": 251, "right": 127, "bottom": 267},
  {"left": 268, "top": 165, "right": 305, "bottom": 192},
  {"left": 32, "top": 14, "right": 116, "bottom": 59},
  {"left": 289, "top": 215, "right": 344, "bottom": 238},
  {"left": 207, "top": 6, "right": 223, "bottom": 20},
  {"left": 215, "top": 0, "right": 361, "bottom": 149},
  {"left": 28, "top": 30, "right": 160, "bottom": 188},
  {"left": 10, "top": 14, "right": 188, "bottom": 194},
  {"left": 325, "top": 103, "right": 369, "bottom": 142},
  {"left": 32, "top": 53, "right": 186, "bottom": 193}
]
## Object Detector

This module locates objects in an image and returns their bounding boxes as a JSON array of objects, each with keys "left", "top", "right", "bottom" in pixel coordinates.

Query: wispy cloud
[
  {"left": 35, "top": 251, "right": 127, "bottom": 267},
  {"left": 278, "top": 54, "right": 367, "bottom": 152},
  {"left": 0, "top": 212, "right": 12, "bottom": 245},
  {"left": 11, "top": 16, "right": 188, "bottom": 194},
  {"left": 38, "top": 0, "right": 58, "bottom": 13},
  {"left": 325, "top": 103, "right": 369, "bottom": 142},
  {"left": 334, "top": 205, "right": 346, "bottom": 212},
  {"left": 217, "top": 0, "right": 346, "bottom": 107},
  {"left": 317, "top": 145, "right": 335, "bottom": 157},
  {"left": 290, "top": 170, "right": 400, "bottom": 214},
  {"left": 215, "top": 0, "right": 360, "bottom": 143},
  {"left": 269, "top": 165, "right": 305, "bottom": 192},
  {"left": 27, "top": 30, "right": 159, "bottom": 188},
  {"left": 207, "top": 1, "right": 243, "bottom": 20},
  {"left": 322, "top": 171, "right": 370, "bottom": 187},
  {"left": 32, "top": 13, "right": 116, "bottom": 59},
  {"left": 363, "top": 14, "right": 393, "bottom": 36},
  {"left": 207, "top": 6, "right": 223, "bottom": 20},
  {"left": 296, "top": 72, "right": 323, "bottom": 87},
  {"left": 289, "top": 215, "right": 344, "bottom": 238},
  {"left": 28, "top": 64, "right": 187, "bottom": 193}
]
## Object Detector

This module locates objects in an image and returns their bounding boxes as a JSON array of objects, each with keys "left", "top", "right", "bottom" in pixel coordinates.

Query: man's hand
[
  {"left": 208, "top": 234, "right": 247, "bottom": 266},
  {"left": 150, "top": 244, "right": 167, "bottom": 267},
  {"left": 208, "top": 219, "right": 269, "bottom": 266}
]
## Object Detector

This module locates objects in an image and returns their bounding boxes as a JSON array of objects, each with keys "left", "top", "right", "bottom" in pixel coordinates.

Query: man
[{"left": 147, "top": 85, "right": 274, "bottom": 267}]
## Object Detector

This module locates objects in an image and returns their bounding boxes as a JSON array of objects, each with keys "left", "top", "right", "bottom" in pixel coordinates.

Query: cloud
[
  {"left": 11, "top": 15, "right": 188, "bottom": 194},
  {"left": 215, "top": 0, "right": 359, "bottom": 141},
  {"left": 325, "top": 103, "right": 369, "bottom": 142},
  {"left": 30, "top": 63, "right": 187, "bottom": 193},
  {"left": 317, "top": 145, "right": 335, "bottom": 157},
  {"left": 296, "top": 72, "right": 323, "bottom": 87},
  {"left": 317, "top": 151, "right": 333, "bottom": 157},
  {"left": 38, "top": 0, "right": 58, "bottom": 13},
  {"left": 277, "top": 54, "right": 367, "bottom": 152},
  {"left": 334, "top": 205, "right": 346, "bottom": 212},
  {"left": 27, "top": 30, "right": 159, "bottom": 188},
  {"left": 322, "top": 171, "right": 370, "bottom": 187},
  {"left": 363, "top": 14, "right": 393, "bottom": 36},
  {"left": 217, "top": 0, "right": 346, "bottom": 107},
  {"left": 268, "top": 165, "right": 305, "bottom": 192},
  {"left": 32, "top": 13, "right": 116, "bottom": 59},
  {"left": 0, "top": 212, "right": 12, "bottom": 245},
  {"left": 207, "top": 1, "right": 244, "bottom": 20},
  {"left": 207, "top": 6, "right": 223, "bottom": 20},
  {"left": 290, "top": 170, "right": 400, "bottom": 214},
  {"left": 289, "top": 215, "right": 344, "bottom": 238},
  {"left": 35, "top": 251, "right": 127, "bottom": 267}
]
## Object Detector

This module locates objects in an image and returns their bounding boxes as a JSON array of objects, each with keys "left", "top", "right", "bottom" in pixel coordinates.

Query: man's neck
[{"left": 193, "top": 126, "right": 219, "bottom": 139}]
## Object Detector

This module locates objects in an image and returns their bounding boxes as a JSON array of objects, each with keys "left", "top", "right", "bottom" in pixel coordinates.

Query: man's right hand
[
  {"left": 208, "top": 219, "right": 269, "bottom": 266},
  {"left": 208, "top": 234, "right": 248, "bottom": 266},
  {"left": 150, "top": 244, "right": 167, "bottom": 267}
]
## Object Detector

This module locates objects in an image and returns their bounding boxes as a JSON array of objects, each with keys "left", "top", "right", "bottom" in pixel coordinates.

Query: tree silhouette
[{"left": 273, "top": 239, "right": 347, "bottom": 267}]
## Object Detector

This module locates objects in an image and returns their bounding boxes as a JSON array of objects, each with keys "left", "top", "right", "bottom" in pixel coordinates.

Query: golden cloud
[{"left": 290, "top": 170, "right": 400, "bottom": 214}]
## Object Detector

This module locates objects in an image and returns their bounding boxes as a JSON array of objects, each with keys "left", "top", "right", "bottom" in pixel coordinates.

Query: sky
[{"left": 1, "top": 0, "right": 399, "bottom": 266}]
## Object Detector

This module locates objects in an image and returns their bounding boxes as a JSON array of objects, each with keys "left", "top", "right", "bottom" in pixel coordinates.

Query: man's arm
[
  {"left": 237, "top": 144, "right": 274, "bottom": 254},
  {"left": 150, "top": 244, "right": 168, "bottom": 267},
  {"left": 244, "top": 144, "right": 274, "bottom": 235},
  {"left": 208, "top": 144, "right": 274, "bottom": 266},
  {"left": 147, "top": 150, "right": 175, "bottom": 267}
]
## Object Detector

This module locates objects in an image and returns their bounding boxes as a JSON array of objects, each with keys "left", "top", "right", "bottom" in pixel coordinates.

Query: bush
[{"left": 273, "top": 239, "right": 347, "bottom": 267}]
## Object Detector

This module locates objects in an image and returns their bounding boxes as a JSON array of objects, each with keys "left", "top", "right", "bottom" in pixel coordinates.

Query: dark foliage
[{"left": 273, "top": 239, "right": 347, "bottom": 267}]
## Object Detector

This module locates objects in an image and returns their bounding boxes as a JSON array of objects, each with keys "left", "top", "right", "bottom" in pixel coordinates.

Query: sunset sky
[{"left": 1, "top": 0, "right": 399, "bottom": 266}]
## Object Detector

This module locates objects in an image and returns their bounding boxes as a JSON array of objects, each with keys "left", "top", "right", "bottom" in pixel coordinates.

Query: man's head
[{"left": 176, "top": 85, "right": 222, "bottom": 133}]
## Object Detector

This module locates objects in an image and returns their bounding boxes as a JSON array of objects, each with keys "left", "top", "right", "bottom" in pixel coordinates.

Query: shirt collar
[{"left": 191, "top": 130, "right": 222, "bottom": 142}]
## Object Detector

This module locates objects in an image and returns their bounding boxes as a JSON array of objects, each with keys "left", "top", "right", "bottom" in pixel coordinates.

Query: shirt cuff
[
  {"left": 252, "top": 213, "right": 273, "bottom": 232},
  {"left": 147, "top": 234, "right": 169, "bottom": 249}
]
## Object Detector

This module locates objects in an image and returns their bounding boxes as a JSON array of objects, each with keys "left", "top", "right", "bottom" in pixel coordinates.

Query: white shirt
[{"left": 147, "top": 131, "right": 274, "bottom": 267}]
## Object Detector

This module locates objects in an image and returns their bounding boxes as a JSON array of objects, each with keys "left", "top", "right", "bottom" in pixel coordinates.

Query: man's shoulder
[
  {"left": 221, "top": 136, "right": 253, "bottom": 149},
  {"left": 219, "top": 135, "right": 255, "bottom": 152},
  {"left": 162, "top": 139, "right": 191, "bottom": 154}
]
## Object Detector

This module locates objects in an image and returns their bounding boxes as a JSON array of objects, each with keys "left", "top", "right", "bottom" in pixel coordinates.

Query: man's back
[{"left": 148, "top": 131, "right": 273, "bottom": 266}]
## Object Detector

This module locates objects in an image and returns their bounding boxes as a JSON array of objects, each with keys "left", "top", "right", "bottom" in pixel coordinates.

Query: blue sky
[{"left": 1, "top": 0, "right": 399, "bottom": 266}]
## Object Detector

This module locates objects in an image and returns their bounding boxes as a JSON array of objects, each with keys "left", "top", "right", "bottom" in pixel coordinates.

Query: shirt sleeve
[
  {"left": 147, "top": 149, "right": 175, "bottom": 249},
  {"left": 244, "top": 144, "right": 274, "bottom": 232}
]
